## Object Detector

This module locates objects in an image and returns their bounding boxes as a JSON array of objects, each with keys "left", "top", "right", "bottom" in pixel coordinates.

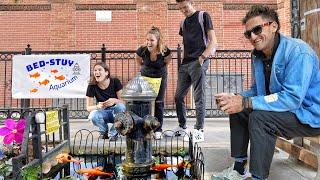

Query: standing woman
[
  {"left": 86, "top": 62, "right": 126, "bottom": 140},
  {"left": 135, "top": 26, "right": 172, "bottom": 139}
]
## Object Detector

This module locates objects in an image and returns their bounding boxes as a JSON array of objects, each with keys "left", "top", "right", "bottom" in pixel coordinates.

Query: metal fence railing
[{"left": 0, "top": 45, "right": 252, "bottom": 119}]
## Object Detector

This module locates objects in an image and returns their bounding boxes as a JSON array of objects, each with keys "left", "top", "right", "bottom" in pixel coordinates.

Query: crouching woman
[{"left": 86, "top": 62, "right": 126, "bottom": 139}]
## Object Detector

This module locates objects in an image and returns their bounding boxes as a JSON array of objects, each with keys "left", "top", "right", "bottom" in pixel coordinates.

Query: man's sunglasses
[{"left": 244, "top": 21, "right": 273, "bottom": 39}]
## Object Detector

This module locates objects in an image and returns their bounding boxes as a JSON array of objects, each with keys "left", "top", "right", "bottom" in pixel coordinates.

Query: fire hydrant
[{"left": 115, "top": 73, "right": 159, "bottom": 177}]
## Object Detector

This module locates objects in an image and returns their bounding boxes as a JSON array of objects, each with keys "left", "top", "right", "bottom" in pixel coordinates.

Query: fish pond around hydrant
[{"left": 0, "top": 73, "right": 204, "bottom": 179}]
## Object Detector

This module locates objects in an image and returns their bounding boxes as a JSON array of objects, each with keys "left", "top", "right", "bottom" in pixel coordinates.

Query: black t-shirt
[
  {"left": 252, "top": 33, "right": 280, "bottom": 95},
  {"left": 136, "top": 46, "right": 171, "bottom": 78},
  {"left": 86, "top": 77, "right": 123, "bottom": 103},
  {"left": 179, "top": 11, "right": 214, "bottom": 64}
]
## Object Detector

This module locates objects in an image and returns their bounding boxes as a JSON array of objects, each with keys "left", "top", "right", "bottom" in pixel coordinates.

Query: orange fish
[
  {"left": 51, "top": 69, "right": 58, "bottom": 73},
  {"left": 55, "top": 153, "right": 82, "bottom": 164},
  {"left": 152, "top": 163, "right": 179, "bottom": 171},
  {"left": 152, "top": 162, "right": 189, "bottom": 171},
  {"left": 55, "top": 75, "right": 65, "bottom": 81},
  {"left": 76, "top": 167, "right": 114, "bottom": 177},
  {"left": 39, "top": 79, "right": 50, "bottom": 85},
  {"left": 30, "top": 72, "right": 40, "bottom": 78},
  {"left": 30, "top": 88, "right": 38, "bottom": 93}
]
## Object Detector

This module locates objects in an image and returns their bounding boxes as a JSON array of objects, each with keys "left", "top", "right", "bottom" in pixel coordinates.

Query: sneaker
[
  {"left": 165, "top": 126, "right": 188, "bottom": 137},
  {"left": 211, "top": 165, "right": 251, "bottom": 180},
  {"left": 192, "top": 129, "right": 204, "bottom": 142},
  {"left": 109, "top": 135, "right": 118, "bottom": 141},
  {"left": 154, "top": 132, "right": 162, "bottom": 140},
  {"left": 101, "top": 132, "right": 109, "bottom": 139}
]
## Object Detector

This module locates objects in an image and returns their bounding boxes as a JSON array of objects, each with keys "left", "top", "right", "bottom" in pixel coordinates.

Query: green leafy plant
[
  {"left": 0, "top": 161, "right": 12, "bottom": 177},
  {"left": 21, "top": 165, "right": 40, "bottom": 180}
]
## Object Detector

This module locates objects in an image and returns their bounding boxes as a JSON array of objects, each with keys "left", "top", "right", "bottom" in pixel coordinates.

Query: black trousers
[
  {"left": 154, "top": 74, "right": 167, "bottom": 132},
  {"left": 230, "top": 110, "right": 320, "bottom": 179}
]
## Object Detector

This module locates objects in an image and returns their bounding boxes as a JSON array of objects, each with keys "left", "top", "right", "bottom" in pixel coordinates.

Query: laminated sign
[
  {"left": 45, "top": 110, "right": 60, "bottom": 134},
  {"left": 142, "top": 76, "right": 162, "bottom": 95},
  {"left": 12, "top": 54, "right": 90, "bottom": 98}
]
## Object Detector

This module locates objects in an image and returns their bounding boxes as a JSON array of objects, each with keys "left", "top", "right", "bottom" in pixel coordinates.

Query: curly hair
[{"left": 242, "top": 5, "right": 280, "bottom": 32}]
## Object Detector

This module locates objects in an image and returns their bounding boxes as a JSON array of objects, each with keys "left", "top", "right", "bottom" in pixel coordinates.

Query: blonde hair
[{"left": 146, "top": 26, "right": 168, "bottom": 55}]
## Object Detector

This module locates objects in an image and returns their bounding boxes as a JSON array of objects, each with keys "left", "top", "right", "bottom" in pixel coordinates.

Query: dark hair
[
  {"left": 242, "top": 5, "right": 280, "bottom": 32},
  {"left": 89, "top": 62, "right": 110, "bottom": 85}
]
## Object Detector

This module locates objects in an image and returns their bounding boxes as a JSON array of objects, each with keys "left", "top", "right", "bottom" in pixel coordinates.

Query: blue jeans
[{"left": 88, "top": 103, "right": 126, "bottom": 136}]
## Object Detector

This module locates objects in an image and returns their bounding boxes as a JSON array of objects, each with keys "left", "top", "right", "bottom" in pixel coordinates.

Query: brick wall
[
  {"left": 0, "top": 0, "right": 292, "bottom": 51},
  {"left": 0, "top": 0, "right": 292, "bottom": 108}
]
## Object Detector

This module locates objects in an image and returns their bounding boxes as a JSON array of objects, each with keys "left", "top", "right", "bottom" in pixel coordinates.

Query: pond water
[{"left": 51, "top": 155, "right": 192, "bottom": 180}]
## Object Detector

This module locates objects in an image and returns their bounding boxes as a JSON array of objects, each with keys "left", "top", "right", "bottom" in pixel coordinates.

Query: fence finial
[{"left": 101, "top": 44, "right": 106, "bottom": 62}]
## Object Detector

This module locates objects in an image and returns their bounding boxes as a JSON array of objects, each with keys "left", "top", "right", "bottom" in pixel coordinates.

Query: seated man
[
  {"left": 212, "top": 5, "right": 320, "bottom": 180},
  {"left": 86, "top": 62, "right": 126, "bottom": 140}
]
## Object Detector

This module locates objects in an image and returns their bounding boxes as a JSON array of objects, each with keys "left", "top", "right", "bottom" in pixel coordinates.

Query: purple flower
[{"left": 0, "top": 118, "right": 26, "bottom": 144}]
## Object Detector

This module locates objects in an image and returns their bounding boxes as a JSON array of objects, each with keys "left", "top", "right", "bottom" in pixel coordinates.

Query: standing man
[
  {"left": 172, "top": 0, "right": 218, "bottom": 142},
  {"left": 212, "top": 5, "right": 320, "bottom": 180}
]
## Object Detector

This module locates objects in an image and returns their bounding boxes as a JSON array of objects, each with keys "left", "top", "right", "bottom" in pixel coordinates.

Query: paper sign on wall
[{"left": 45, "top": 110, "right": 60, "bottom": 134}]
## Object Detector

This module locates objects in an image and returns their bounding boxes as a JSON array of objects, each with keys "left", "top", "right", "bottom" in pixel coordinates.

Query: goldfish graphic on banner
[
  {"left": 12, "top": 54, "right": 90, "bottom": 98},
  {"left": 55, "top": 75, "right": 65, "bottom": 81},
  {"left": 30, "top": 72, "right": 40, "bottom": 78},
  {"left": 51, "top": 69, "right": 58, "bottom": 73},
  {"left": 30, "top": 88, "right": 38, "bottom": 93},
  {"left": 39, "top": 79, "right": 50, "bottom": 86}
]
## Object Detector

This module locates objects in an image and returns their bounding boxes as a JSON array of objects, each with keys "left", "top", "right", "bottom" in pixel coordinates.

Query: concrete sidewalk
[{"left": 70, "top": 118, "right": 317, "bottom": 180}]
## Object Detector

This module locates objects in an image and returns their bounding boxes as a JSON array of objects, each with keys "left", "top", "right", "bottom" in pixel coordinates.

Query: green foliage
[
  {"left": 21, "top": 166, "right": 40, "bottom": 180},
  {"left": 0, "top": 162, "right": 12, "bottom": 177}
]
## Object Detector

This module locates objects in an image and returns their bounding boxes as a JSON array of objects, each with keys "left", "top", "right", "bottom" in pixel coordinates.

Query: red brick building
[
  {"left": 0, "top": 0, "right": 291, "bottom": 52},
  {"left": 0, "top": 0, "right": 292, "bottom": 111}
]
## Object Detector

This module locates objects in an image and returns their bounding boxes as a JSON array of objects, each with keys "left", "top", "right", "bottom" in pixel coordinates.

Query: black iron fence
[
  {"left": 0, "top": 106, "right": 70, "bottom": 179},
  {"left": 0, "top": 45, "right": 252, "bottom": 119}
]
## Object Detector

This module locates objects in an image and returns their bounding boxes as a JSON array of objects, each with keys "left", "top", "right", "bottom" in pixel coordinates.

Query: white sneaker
[
  {"left": 192, "top": 129, "right": 204, "bottom": 142},
  {"left": 154, "top": 132, "right": 162, "bottom": 140},
  {"left": 211, "top": 165, "right": 251, "bottom": 180},
  {"left": 164, "top": 126, "right": 188, "bottom": 137}
]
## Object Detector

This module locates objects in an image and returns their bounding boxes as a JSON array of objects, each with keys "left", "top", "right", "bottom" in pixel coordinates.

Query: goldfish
[
  {"left": 152, "top": 163, "right": 179, "bottom": 171},
  {"left": 30, "top": 88, "right": 38, "bottom": 93},
  {"left": 30, "top": 72, "right": 40, "bottom": 78},
  {"left": 51, "top": 69, "right": 58, "bottom": 73},
  {"left": 55, "top": 153, "right": 82, "bottom": 164},
  {"left": 76, "top": 167, "right": 114, "bottom": 177},
  {"left": 152, "top": 162, "right": 190, "bottom": 171},
  {"left": 55, "top": 75, "right": 65, "bottom": 81},
  {"left": 39, "top": 79, "right": 50, "bottom": 85}
]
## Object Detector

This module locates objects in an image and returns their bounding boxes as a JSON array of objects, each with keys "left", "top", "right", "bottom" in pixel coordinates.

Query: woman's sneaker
[
  {"left": 211, "top": 165, "right": 251, "bottom": 180},
  {"left": 164, "top": 126, "right": 188, "bottom": 137},
  {"left": 154, "top": 132, "right": 162, "bottom": 140}
]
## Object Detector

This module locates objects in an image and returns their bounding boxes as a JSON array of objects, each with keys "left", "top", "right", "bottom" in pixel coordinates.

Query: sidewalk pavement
[{"left": 70, "top": 118, "right": 316, "bottom": 180}]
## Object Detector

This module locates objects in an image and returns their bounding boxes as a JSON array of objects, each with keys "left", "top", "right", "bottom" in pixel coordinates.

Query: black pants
[
  {"left": 154, "top": 75, "right": 167, "bottom": 132},
  {"left": 230, "top": 110, "right": 320, "bottom": 179}
]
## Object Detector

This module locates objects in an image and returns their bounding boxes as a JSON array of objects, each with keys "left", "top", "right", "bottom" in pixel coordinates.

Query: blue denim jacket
[{"left": 241, "top": 34, "right": 320, "bottom": 127}]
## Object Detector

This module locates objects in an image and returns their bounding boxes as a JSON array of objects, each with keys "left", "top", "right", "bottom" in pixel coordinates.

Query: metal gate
[{"left": 0, "top": 44, "right": 251, "bottom": 119}]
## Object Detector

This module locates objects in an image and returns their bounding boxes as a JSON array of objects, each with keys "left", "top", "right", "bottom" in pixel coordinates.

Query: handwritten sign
[
  {"left": 142, "top": 76, "right": 162, "bottom": 96},
  {"left": 46, "top": 111, "right": 60, "bottom": 134}
]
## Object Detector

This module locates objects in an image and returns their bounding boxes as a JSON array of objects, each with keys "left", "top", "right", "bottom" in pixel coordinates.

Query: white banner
[{"left": 12, "top": 54, "right": 90, "bottom": 98}]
